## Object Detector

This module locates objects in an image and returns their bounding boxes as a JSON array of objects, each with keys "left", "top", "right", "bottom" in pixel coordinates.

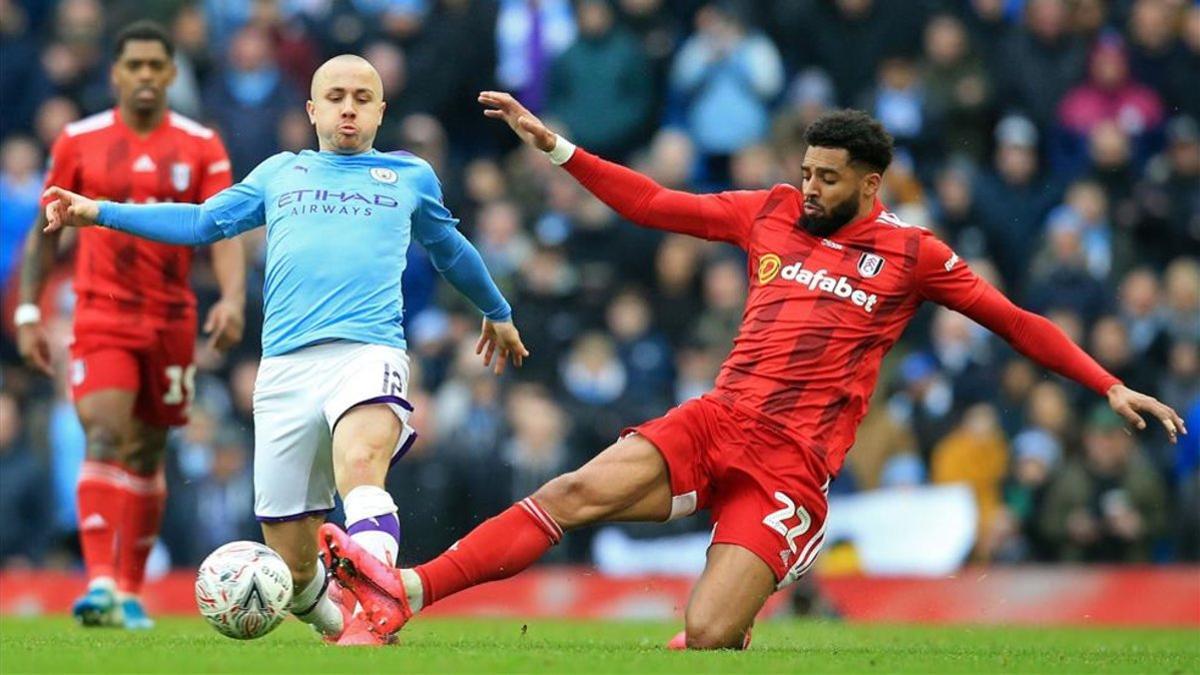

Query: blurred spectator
[
  {"left": 0, "top": 136, "right": 43, "bottom": 292},
  {"left": 203, "top": 24, "right": 300, "bottom": 178},
  {"left": 1089, "top": 315, "right": 1156, "bottom": 395},
  {"left": 888, "top": 352, "right": 956, "bottom": 458},
  {"left": 496, "top": 0, "right": 576, "bottom": 113},
  {"left": 1025, "top": 198, "right": 1111, "bottom": 324},
  {"left": 1125, "top": 0, "right": 1184, "bottom": 104},
  {"left": 546, "top": 0, "right": 653, "bottom": 158},
  {"left": 1057, "top": 34, "right": 1164, "bottom": 171},
  {"left": 1162, "top": 258, "right": 1200, "bottom": 343},
  {"left": 920, "top": 13, "right": 993, "bottom": 163},
  {"left": 846, "top": 388, "right": 919, "bottom": 491},
  {"left": 1129, "top": 115, "right": 1200, "bottom": 268},
  {"left": 996, "top": 0, "right": 1087, "bottom": 128},
  {"left": 669, "top": 1, "right": 783, "bottom": 184},
  {"left": 1117, "top": 268, "right": 1167, "bottom": 360},
  {"left": 1040, "top": 406, "right": 1167, "bottom": 562},
  {"left": 0, "top": 0, "right": 49, "bottom": 139},
  {"left": 44, "top": 0, "right": 111, "bottom": 115},
  {"left": 605, "top": 287, "right": 673, "bottom": 410},
  {"left": 691, "top": 257, "right": 745, "bottom": 354},
  {"left": 405, "top": 0, "right": 499, "bottom": 152},
  {"left": 789, "top": 0, "right": 927, "bottom": 106},
  {"left": 858, "top": 56, "right": 935, "bottom": 167},
  {"left": 931, "top": 403, "right": 1008, "bottom": 560},
  {"left": 1166, "top": 4, "right": 1200, "bottom": 118},
  {"left": 0, "top": 392, "right": 50, "bottom": 566},
  {"left": 1000, "top": 429, "right": 1063, "bottom": 561},
  {"left": 973, "top": 115, "right": 1062, "bottom": 289}
]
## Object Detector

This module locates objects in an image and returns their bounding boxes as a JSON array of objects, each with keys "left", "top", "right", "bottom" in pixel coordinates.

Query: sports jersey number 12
[{"left": 763, "top": 491, "right": 812, "bottom": 553}]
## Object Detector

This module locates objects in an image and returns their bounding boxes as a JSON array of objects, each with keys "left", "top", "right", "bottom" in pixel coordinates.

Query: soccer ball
[{"left": 195, "top": 541, "right": 294, "bottom": 640}]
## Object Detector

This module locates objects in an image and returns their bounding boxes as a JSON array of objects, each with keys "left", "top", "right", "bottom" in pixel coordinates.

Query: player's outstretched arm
[
  {"left": 917, "top": 235, "right": 1186, "bottom": 443},
  {"left": 479, "top": 91, "right": 761, "bottom": 246},
  {"left": 42, "top": 186, "right": 226, "bottom": 245},
  {"left": 15, "top": 212, "right": 60, "bottom": 376}
]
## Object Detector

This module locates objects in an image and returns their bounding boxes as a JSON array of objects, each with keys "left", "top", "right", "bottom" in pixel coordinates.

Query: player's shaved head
[
  {"left": 306, "top": 54, "right": 387, "bottom": 154},
  {"left": 310, "top": 54, "right": 384, "bottom": 100}
]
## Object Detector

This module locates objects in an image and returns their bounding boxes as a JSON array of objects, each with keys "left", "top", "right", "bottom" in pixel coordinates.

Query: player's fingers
[
  {"left": 1117, "top": 403, "right": 1147, "bottom": 431},
  {"left": 495, "top": 349, "right": 508, "bottom": 375},
  {"left": 204, "top": 308, "right": 218, "bottom": 333},
  {"left": 1151, "top": 403, "right": 1179, "bottom": 443},
  {"left": 483, "top": 109, "right": 505, "bottom": 119},
  {"left": 483, "top": 341, "right": 496, "bottom": 367},
  {"left": 33, "top": 341, "right": 53, "bottom": 376},
  {"left": 475, "top": 332, "right": 487, "bottom": 355}
]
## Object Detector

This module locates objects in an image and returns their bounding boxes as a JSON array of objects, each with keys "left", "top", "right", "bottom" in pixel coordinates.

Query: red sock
[
  {"left": 76, "top": 461, "right": 127, "bottom": 581},
  {"left": 414, "top": 498, "right": 562, "bottom": 605},
  {"left": 116, "top": 470, "right": 167, "bottom": 595}
]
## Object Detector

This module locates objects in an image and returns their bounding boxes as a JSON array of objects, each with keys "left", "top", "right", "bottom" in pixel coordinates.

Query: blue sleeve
[
  {"left": 95, "top": 153, "right": 291, "bottom": 244},
  {"left": 96, "top": 201, "right": 223, "bottom": 245},
  {"left": 410, "top": 162, "right": 512, "bottom": 321}
]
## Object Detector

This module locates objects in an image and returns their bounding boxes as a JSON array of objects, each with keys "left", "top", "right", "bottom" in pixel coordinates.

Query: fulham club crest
[
  {"left": 171, "top": 163, "right": 191, "bottom": 192},
  {"left": 857, "top": 252, "right": 886, "bottom": 278}
]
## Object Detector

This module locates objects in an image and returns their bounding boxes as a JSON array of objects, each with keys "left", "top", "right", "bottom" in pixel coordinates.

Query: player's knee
[
  {"left": 684, "top": 619, "right": 747, "bottom": 650},
  {"left": 335, "top": 441, "right": 391, "bottom": 481},
  {"left": 121, "top": 438, "right": 166, "bottom": 475},
  {"left": 533, "top": 471, "right": 594, "bottom": 527},
  {"left": 83, "top": 424, "right": 124, "bottom": 462}
]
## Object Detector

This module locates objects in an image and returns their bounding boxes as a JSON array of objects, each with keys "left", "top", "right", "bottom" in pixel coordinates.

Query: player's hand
[
  {"left": 478, "top": 91, "right": 557, "bottom": 152},
  {"left": 204, "top": 298, "right": 245, "bottom": 353},
  {"left": 16, "top": 323, "right": 54, "bottom": 376},
  {"left": 476, "top": 318, "right": 529, "bottom": 375},
  {"left": 41, "top": 187, "right": 100, "bottom": 232},
  {"left": 1107, "top": 384, "right": 1187, "bottom": 444}
]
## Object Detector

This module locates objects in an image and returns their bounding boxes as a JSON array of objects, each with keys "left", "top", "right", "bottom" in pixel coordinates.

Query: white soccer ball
[{"left": 195, "top": 541, "right": 294, "bottom": 640}]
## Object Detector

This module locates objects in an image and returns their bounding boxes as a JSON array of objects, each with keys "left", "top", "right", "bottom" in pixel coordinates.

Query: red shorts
[
  {"left": 628, "top": 395, "right": 830, "bottom": 588},
  {"left": 69, "top": 318, "right": 197, "bottom": 428}
]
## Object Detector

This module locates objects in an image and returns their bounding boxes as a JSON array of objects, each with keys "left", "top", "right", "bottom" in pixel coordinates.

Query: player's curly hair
[{"left": 804, "top": 110, "right": 894, "bottom": 174}]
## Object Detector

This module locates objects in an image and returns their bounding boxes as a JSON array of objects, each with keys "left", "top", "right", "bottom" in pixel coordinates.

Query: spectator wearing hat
[
  {"left": 973, "top": 114, "right": 1063, "bottom": 289},
  {"left": 1040, "top": 405, "right": 1167, "bottom": 562},
  {"left": 1002, "top": 429, "right": 1063, "bottom": 561}
]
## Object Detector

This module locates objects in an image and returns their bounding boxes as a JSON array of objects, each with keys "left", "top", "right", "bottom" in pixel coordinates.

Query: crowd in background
[{"left": 0, "top": 0, "right": 1197, "bottom": 575}]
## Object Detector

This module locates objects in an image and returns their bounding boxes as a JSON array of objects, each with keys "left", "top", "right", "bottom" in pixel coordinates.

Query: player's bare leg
[
  {"left": 113, "top": 418, "right": 168, "bottom": 629},
  {"left": 673, "top": 544, "right": 775, "bottom": 649},
  {"left": 261, "top": 514, "right": 357, "bottom": 642},
  {"left": 72, "top": 389, "right": 138, "bottom": 627},
  {"left": 321, "top": 434, "right": 673, "bottom": 634},
  {"left": 319, "top": 403, "right": 405, "bottom": 644}
]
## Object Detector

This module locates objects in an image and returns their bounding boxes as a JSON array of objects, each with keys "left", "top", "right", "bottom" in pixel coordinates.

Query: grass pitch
[{"left": 1, "top": 616, "right": 1196, "bottom": 674}]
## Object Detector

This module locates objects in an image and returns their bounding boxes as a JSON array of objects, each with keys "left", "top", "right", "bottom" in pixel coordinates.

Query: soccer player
[
  {"left": 15, "top": 21, "right": 245, "bottom": 630},
  {"left": 317, "top": 93, "right": 1187, "bottom": 648},
  {"left": 41, "top": 56, "right": 527, "bottom": 646}
]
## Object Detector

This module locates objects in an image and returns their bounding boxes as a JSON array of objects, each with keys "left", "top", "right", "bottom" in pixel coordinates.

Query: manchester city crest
[{"left": 370, "top": 167, "right": 398, "bottom": 184}]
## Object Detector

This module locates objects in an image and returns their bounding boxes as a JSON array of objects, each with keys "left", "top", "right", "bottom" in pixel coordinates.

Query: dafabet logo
[{"left": 755, "top": 253, "right": 881, "bottom": 313}]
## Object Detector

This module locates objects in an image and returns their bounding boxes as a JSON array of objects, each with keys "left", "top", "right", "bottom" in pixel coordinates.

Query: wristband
[{"left": 546, "top": 135, "right": 577, "bottom": 165}]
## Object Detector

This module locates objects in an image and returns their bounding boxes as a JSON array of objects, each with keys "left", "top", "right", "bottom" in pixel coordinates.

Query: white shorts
[{"left": 252, "top": 341, "right": 417, "bottom": 522}]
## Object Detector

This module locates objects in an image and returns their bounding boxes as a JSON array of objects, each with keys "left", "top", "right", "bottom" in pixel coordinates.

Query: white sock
[
  {"left": 343, "top": 485, "right": 400, "bottom": 567},
  {"left": 290, "top": 559, "right": 343, "bottom": 637},
  {"left": 400, "top": 568, "right": 423, "bottom": 612},
  {"left": 89, "top": 576, "right": 115, "bottom": 593}
]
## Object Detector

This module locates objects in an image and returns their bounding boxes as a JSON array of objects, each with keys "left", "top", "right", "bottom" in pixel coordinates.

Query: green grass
[{"left": 1, "top": 617, "right": 1196, "bottom": 674}]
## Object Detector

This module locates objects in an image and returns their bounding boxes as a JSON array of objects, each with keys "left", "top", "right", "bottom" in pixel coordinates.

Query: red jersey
[
  {"left": 41, "top": 108, "right": 232, "bottom": 326},
  {"left": 563, "top": 149, "right": 1120, "bottom": 476}
]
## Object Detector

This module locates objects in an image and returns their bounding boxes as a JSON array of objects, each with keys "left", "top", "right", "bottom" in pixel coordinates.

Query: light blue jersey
[{"left": 96, "top": 148, "right": 511, "bottom": 358}]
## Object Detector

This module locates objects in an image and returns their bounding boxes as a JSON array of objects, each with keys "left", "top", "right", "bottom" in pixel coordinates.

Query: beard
[{"left": 800, "top": 191, "right": 861, "bottom": 237}]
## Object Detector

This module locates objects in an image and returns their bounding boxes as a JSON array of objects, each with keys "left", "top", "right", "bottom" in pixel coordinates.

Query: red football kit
[
  {"left": 561, "top": 148, "right": 1121, "bottom": 585},
  {"left": 41, "top": 108, "right": 232, "bottom": 426}
]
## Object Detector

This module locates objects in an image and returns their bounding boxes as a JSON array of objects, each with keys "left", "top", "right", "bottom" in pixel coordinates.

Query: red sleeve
[
  {"left": 915, "top": 231, "right": 1121, "bottom": 397},
  {"left": 40, "top": 133, "right": 81, "bottom": 207},
  {"left": 561, "top": 148, "right": 768, "bottom": 249},
  {"left": 198, "top": 133, "right": 233, "bottom": 200}
]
